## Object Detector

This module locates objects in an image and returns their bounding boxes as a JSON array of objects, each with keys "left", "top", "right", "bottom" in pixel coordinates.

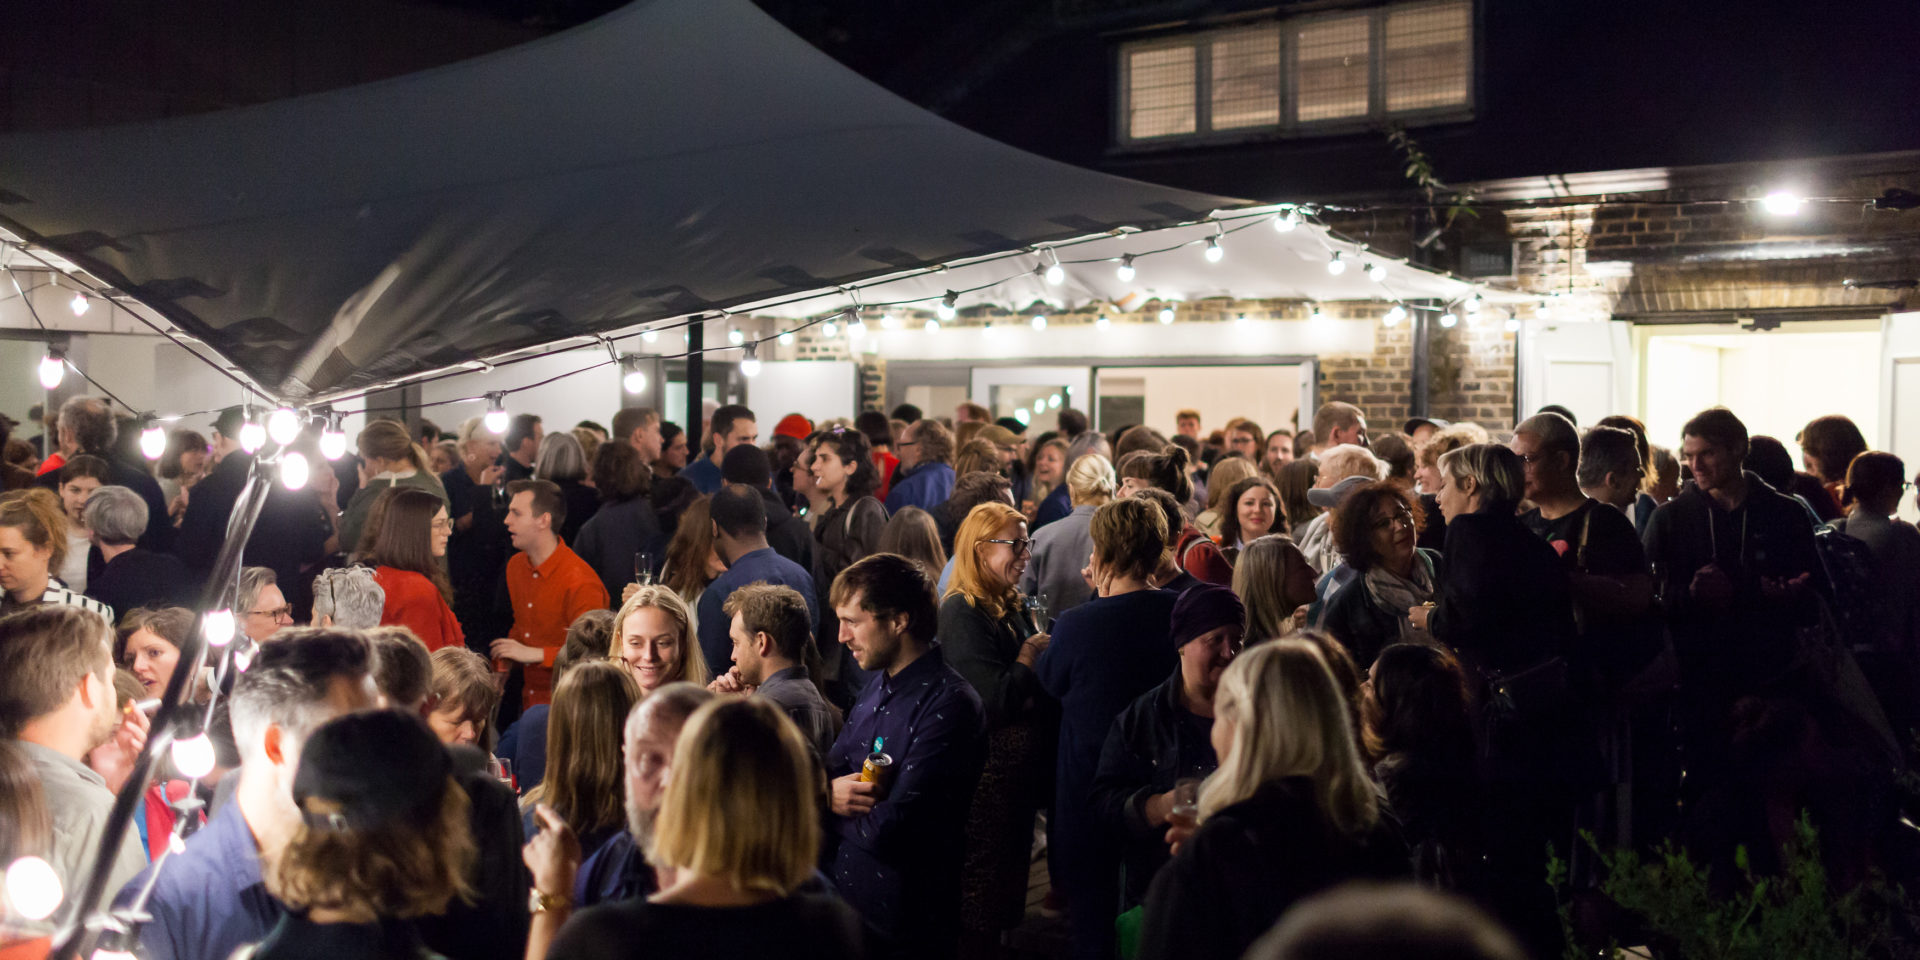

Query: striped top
[{"left": 0, "top": 578, "right": 114, "bottom": 623}]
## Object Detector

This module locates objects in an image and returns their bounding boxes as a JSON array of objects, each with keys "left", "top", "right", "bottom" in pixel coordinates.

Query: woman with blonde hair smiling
[
  {"left": 1138, "top": 639, "right": 1403, "bottom": 960},
  {"left": 543, "top": 697, "right": 864, "bottom": 960},
  {"left": 1021, "top": 452, "right": 1116, "bottom": 618},
  {"left": 610, "top": 584, "right": 711, "bottom": 695}
]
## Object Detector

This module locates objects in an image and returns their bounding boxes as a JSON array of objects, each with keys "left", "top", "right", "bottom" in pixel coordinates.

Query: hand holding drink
[{"left": 1163, "top": 778, "right": 1201, "bottom": 855}]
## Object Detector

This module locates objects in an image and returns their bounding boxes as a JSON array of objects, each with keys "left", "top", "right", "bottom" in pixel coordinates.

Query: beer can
[{"left": 859, "top": 752, "right": 893, "bottom": 783}]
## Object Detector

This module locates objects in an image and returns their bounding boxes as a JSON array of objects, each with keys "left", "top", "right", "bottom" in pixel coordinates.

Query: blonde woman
[
  {"left": 611, "top": 584, "right": 712, "bottom": 695},
  {"left": 1194, "top": 456, "right": 1258, "bottom": 540},
  {"left": 1028, "top": 438, "right": 1071, "bottom": 529},
  {"left": 1232, "top": 534, "right": 1318, "bottom": 641},
  {"left": 1020, "top": 452, "right": 1116, "bottom": 617},
  {"left": 540, "top": 697, "right": 864, "bottom": 960},
  {"left": 1138, "top": 640, "right": 1403, "bottom": 960}
]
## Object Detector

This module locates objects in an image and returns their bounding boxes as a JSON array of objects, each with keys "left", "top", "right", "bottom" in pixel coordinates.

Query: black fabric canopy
[{"left": 0, "top": 0, "right": 1244, "bottom": 402}]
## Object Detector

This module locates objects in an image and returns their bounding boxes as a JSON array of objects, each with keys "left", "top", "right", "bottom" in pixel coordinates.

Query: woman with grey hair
[
  {"left": 535, "top": 431, "right": 599, "bottom": 543},
  {"left": 311, "top": 565, "right": 387, "bottom": 630},
  {"left": 86, "top": 485, "right": 193, "bottom": 614}
]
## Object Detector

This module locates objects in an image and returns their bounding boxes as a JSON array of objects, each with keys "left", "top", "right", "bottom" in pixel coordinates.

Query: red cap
[{"left": 774, "top": 413, "right": 814, "bottom": 440}]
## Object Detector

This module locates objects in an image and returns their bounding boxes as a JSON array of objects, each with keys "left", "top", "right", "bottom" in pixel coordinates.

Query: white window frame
[{"left": 1114, "top": 0, "right": 1475, "bottom": 147}]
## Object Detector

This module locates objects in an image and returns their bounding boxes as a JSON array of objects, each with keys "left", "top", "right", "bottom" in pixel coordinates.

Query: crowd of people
[{"left": 1, "top": 390, "right": 1917, "bottom": 960}]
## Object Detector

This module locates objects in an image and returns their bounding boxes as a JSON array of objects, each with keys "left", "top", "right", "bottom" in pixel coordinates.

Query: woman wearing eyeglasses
[
  {"left": 941, "top": 500, "right": 1056, "bottom": 951},
  {"left": 1036, "top": 497, "right": 1182, "bottom": 960},
  {"left": 367, "top": 487, "right": 465, "bottom": 652},
  {"left": 1317, "top": 481, "right": 1442, "bottom": 670}
]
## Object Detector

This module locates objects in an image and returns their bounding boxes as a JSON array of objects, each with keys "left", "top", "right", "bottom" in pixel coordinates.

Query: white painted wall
[
  {"left": 745, "top": 361, "right": 859, "bottom": 425},
  {"left": 1096, "top": 364, "right": 1304, "bottom": 436}
]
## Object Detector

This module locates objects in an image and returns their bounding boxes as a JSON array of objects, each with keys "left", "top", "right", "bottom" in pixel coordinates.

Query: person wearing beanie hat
[
  {"left": 249, "top": 710, "right": 475, "bottom": 960},
  {"left": 1090, "top": 583, "right": 1243, "bottom": 919}
]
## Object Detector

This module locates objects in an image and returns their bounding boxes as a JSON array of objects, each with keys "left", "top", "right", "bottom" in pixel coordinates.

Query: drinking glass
[
  {"left": 634, "top": 551, "right": 656, "bottom": 586},
  {"left": 490, "top": 479, "right": 509, "bottom": 510},
  {"left": 1169, "top": 777, "right": 1201, "bottom": 828},
  {"left": 487, "top": 756, "right": 515, "bottom": 789},
  {"left": 1023, "top": 593, "right": 1051, "bottom": 633}
]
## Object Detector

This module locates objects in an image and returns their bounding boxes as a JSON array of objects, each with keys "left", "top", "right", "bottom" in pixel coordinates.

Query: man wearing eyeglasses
[{"left": 237, "top": 566, "right": 296, "bottom": 646}]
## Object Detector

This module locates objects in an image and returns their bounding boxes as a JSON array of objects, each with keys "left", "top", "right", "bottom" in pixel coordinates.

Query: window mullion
[{"left": 1194, "top": 34, "right": 1213, "bottom": 134}]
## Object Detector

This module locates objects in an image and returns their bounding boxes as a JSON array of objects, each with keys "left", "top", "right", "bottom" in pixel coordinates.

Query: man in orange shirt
[{"left": 489, "top": 479, "right": 608, "bottom": 708}]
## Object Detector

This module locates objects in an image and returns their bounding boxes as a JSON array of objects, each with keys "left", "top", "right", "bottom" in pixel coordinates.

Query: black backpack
[{"left": 1814, "top": 522, "right": 1881, "bottom": 652}]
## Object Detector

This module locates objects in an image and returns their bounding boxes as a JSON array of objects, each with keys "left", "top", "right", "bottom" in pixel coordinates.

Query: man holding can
[{"left": 824, "top": 553, "right": 987, "bottom": 959}]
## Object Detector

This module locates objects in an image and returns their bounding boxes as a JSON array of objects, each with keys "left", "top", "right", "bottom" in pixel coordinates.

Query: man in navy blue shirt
[
  {"left": 118, "top": 629, "right": 381, "bottom": 960},
  {"left": 883, "top": 419, "right": 956, "bottom": 515},
  {"left": 679, "top": 403, "right": 757, "bottom": 495},
  {"left": 823, "top": 553, "right": 986, "bottom": 959},
  {"left": 696, "top": 483, "right": 817, "bottom": 672}
]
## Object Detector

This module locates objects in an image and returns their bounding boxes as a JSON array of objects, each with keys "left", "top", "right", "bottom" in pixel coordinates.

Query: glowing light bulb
[
  {"left": 1439, "top": 312, "right": 1459, "bottom": 328},
  {"left": 848, "top": 320, "right": 867, "bottom": 340},
  {"left": 1115, "top": 255, "right": 1136, "bottom": 283},
  {"left": 69, "top": 292, "right": 89, "bottom": 316},
  {"left": 38, "top": 352, "right": 64, "bottom": 390},
  {"left": 1095, "top": 315, "right": 1111, "bottom": 331},
  {"left": 1761, "top": 190, "right": 1804, "bottom": 216},
  {"left": 1504, "top": 314, "right": 1521, "bottom": 333},
  {"left": 1044, "top": 262, "right": 1065, "bottom": 286},
  {"left": 319, "top": 424, "right": 348, "bottom": 461},
  {"left": 1274, "top": 209, "right": 1300, "bottom": 232},
  {"left": 1235, "top": 312, "right": 1249, "bottom": 324},
  {"left": 4, "top": 856, "right": 61, "bottom": 921},
  {"left": 1158, "top": 307, "right": 1175, "bottom": 325},
  {"left": 779, "top": 331, "right": 795, "bottom": 346},
  {"left": 279, "top": 451, "right": 310, "bottom": 491},
  {"left": 923, "top": 319, "right": 940, "bottom": 334},
  {"left": 727, "top": 328, "right": 744, "bottom": 346},
  {"left": 1326, "top": 252, "right": 1346, "bottom": 276},
  {"left": 1204, "top": 237, "right": 1223, "bottom": 263},
  {"left": 1030, "top": 314, "right": 1047, "bottom": 331},
  {"left": 204, "top": 609, "right": 236, "bottom": 648},
  {"left": 1366, "top": 262, "right": 1387, "bottom": 282},
  {"left": 171, "top": 732, "right": 217, "bottom": 779},
  {"left": 484, "top": 394, "right": 509, "bottom": 434},
  {"left": 739, "top": 342, "right": 762, "bottom": 378},
  {"left": 937, "top": 292, "right": 958, "bottom": 321},
  {"left": 821, "top": 320, "right": 838, "bottom": 338},
  {"left": 1383, "top": 304, "right": 1407, "bottom": 327},
  {"left": 982, "top": 321, "right": 998, "bottom": 339},
  {"left": 168, "top": 833, "right": 186, "bottom": 855},
  {"left": 237, "top": 413, "right": 266, "bottom": 455},
  {"left": 881, "top": 313, "right": 900, "bottom": 330},
  {"left": 621, "top": 356, "right": 648, "bottom": 394},
  {"left": 641, "top": 329, "right": 659, "bottom": 344},
  {"left": 1048, "top": 393, "right": 1062, "bottom": 409},
  {"left": 1466, "top": 294, "right": 1484, "bottom": 315},
  {"left": 1013, "top": 408, "right": 1031, "bottom": 427},
  {"left": 140, "top": 422, "right": 166, "bottom": 460},
  {"left": 266, "top": 407, "right": 300, "bottom": 446},
  {"left": 1310, "top": 305, "right": 1328, "bottom": 323}
]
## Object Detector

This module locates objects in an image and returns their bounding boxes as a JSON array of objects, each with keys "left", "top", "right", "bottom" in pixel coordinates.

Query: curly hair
[{"left": 1329, "top": 482, "right": 1424, "bottom": 572}]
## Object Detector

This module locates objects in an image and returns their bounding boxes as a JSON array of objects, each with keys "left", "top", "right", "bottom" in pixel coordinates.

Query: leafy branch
[{"left": 1386, "top": 123, "right": 1477, "bottom": 232}]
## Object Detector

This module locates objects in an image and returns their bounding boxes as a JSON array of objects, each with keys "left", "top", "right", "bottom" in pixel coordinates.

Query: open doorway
[{"left": 1637, "top": 320, "right": 1881, "bottom": 472}]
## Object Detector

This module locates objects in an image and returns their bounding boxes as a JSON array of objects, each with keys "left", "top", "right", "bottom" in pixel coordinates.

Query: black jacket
[
  {"left": 414, "top": 746, "right": 530, "bottom": 960},
  {"left": 176, "top": 452, "right": 333, "bottom": 612},
  {"left": 1137, "top": 777, "right": 1406, "bottom": 960},
  {"left": 1319, "top": 548, "right": 1445, "bottom": 670},
  {"left": 760, "top": 486, "right": 816, "bottom": 574},
  {"left": 572, "top": 493, "right": 665, "bottom": 603},
  {"left": 88, "top": 547, "right": 197, "bottom": 615},
  {"left": 1089, "top": 670, "right": 1217, "bottom": 909},
  {"left": 1428, "top": 511, "right": 1575, "bottom": 675},
  {"left": 39, "top": 451, "right": 173, "bottom": 553}
]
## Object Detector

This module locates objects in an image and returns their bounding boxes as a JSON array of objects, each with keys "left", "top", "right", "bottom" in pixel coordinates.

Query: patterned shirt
[{"left": 0, "top": 577, "right": 113, "bottom": 622}]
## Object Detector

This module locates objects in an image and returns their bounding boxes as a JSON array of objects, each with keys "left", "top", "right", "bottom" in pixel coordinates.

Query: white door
[
  {"left": 1883, "top": 312, "right": 1920, "bottom": 522},
  {"left": 1519, "top": 318, "right": 1634, "bottom": 426}
]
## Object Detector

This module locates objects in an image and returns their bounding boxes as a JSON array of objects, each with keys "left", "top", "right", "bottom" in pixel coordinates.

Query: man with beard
[{"left": 1, "top": 604, "right": 150, "bottom": 911}]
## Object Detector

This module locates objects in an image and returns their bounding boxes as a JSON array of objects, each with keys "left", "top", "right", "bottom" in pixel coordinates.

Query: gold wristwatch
[{"left": 530, "top": 887, "right": 572, "bottom": 914}]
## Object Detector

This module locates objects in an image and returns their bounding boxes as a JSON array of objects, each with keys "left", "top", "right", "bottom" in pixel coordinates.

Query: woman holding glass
[{"left": 574, "top": 442, "right": 664, "bottom": 602}]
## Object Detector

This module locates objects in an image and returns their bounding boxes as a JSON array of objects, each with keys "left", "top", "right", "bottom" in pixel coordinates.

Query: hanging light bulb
[
  {"left": 1158, "top": 307, "right": 1175, "bottom": 325},
  {"left": 1030, "top": 314, "right": 1047, "bottom": 331},
  {"left": 880, "top": 313, "right": 900, "bottom": 330},
  {"left": 484, "top": 393, "right": 509, "bottom": 434},
  {"left": 1439, "top": 312, "right": 1459, "bottom": 328},
  {"left": 1504, "top": 311, "right": 1522, "bottom": 333},
  {"left": 1310, "top": 304, "right": 1329, "bottom": 323},
  {"left": 1274, "top": 208, "right": 1300, "bottom": 232},
  {"left": 1465, "top": 294, "right": 1485, "bottom": 315},
  {"left": 279, "top": 451, "right": 310, "bottom": 491},
  {"left": 726, "top": 328, "right": 744, "bottom": 347},
  {"left": 1761, "top": 190, "right": 1804, "bottom": 216},
  {"left": 4, "top": 856, "right": 61, "bottom": 922},
  {"left": 1235, "top": 312, "right": 1250, "bottom": 324},
  {"left": 170, "top": 732, "right": 218, "bottom": 779},
  {"left": 203, "top": 608, "right": 236, "bottom": 648},
  {"left": 237, "top": 407, "right": 266, "bottom": 454},
  {"left": 641, "top": 329, "right": 660, "bottom": 344},
  {"left": 1095, "top": 315, "right": 1111, "bottom": 331},
  {"left": 319, "top": 413, "right": 348, "bottom": 461},
  {"left": 1042, "top": 250, "right": 1065, "bottom": 286},
  {"left": 37, "top": 349, "right": 64, "bottom": 390},
  {"left": 1365, "top": 262, "right": 1388, "bottom": 282},
  {"left": 621, "top": 356, "right": 648, "bottom": 394},
  {"left": 778, "top": 331, "right": 795, "bottom": 346},
  {"left": 1383, "top": 304, "right": 1408, "bottom": 327},
  {"left": 69, "top": 292, "right": 90, "bottom": 316},
  {"left": 1032, "top": 398, "right": 1046, "bottom": 415},
  {"left": 1049, "top": 393, "right": 1062, "bottom": 409},
  {"left": 1013, "top": 408, "right": 1031, "bottom": 427},
  {"left": 937, "top": 291, "right": 958, "bottom": 321},
  {"left": 740, "top": 342, "right": 762, "bottom": 377},
  {"left": 923, "top": 319, "right": 940, "bottom": 334},
  {"left": 848, "top": 317, "right": 868, "bottom": 340},
  {"left": 266, "top": 407, "right": 300, "bottom": 446},
  {"left": 1204, "top": 237, "right": 1224, "bottom": 263},
  {"left": 1326, "top": 252, "right": 1346, "bottom": 276},
  {"left": 982, "top": 320, "right": 999, "bottom": 339},
  {"left": 820, "top": 318, "right": 839, "bottom": 338},
  {"left": 140, "top": 418, "right": 167, "bottom": 460},
  {"left": 1115, "top": 255, "right": 1136, "bottom": 283}
]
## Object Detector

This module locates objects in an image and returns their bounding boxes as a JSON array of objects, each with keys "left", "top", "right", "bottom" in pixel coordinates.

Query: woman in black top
[
  {"left": 544, "top": 698, "right": 865, "bottom": 960},
  {"left": 1138, "top": 640, "right": 1404, "bottom": 960},
  {"left": 1320, "top": 482, "right": 1445, "bottom": 669},
  {"left": 808, "top": 427, "right": 888, "bottom": 697},
  {"left": 1365, "top": 642, "right": 1485, "bottom": 892},
  {"left": 940, "top": 499, "right": 1054, "bottom": 945},
  {"left": 535, "top": 432, "right": 600, "bottom": 544},
  {"left": 573, "top": 442, "right": 665, "bottom": 601}
]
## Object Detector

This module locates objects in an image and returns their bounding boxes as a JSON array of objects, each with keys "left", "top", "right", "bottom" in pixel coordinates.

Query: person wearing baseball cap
[
  {"left": 1402, "top": 417, "right": 1451, "bottom": 445},
  {"left": 1091, "top": 583, "right": 1245, "bottom": 922},
  {"left": 250, "top": 710, "right": 474, "bottom": 959}
]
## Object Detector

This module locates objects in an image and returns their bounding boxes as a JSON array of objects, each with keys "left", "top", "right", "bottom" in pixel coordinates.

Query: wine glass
[
  {"left": 1023, "top": 593, "right": 1051, "bottom": 633},
  {"left": 634, "top": 551, "right": 656, "bottom": 586}
]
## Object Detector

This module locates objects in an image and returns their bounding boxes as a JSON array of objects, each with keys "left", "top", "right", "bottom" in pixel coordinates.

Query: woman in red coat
[{"left": 366, "top": 486, "right": 465, "bottom": 651}]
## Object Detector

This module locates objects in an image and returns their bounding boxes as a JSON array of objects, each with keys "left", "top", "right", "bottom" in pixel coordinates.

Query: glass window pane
[
  {"left": 1294, "top": 15, "right": 1371, "bottom": 122},
  {"left": 1128, "top": 46, "right": 1197, "bottom": 139},
  {"left": 1209, "top": 26, "right": 1281, "bottom": 130},
  {"left": 1385, "top": 2, "right": 1471, "bottom": 112}
]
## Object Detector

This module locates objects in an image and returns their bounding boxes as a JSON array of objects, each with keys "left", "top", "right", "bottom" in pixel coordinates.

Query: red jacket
[{"left": 374, "top": 566, "right": 465, "bottom": 652}]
